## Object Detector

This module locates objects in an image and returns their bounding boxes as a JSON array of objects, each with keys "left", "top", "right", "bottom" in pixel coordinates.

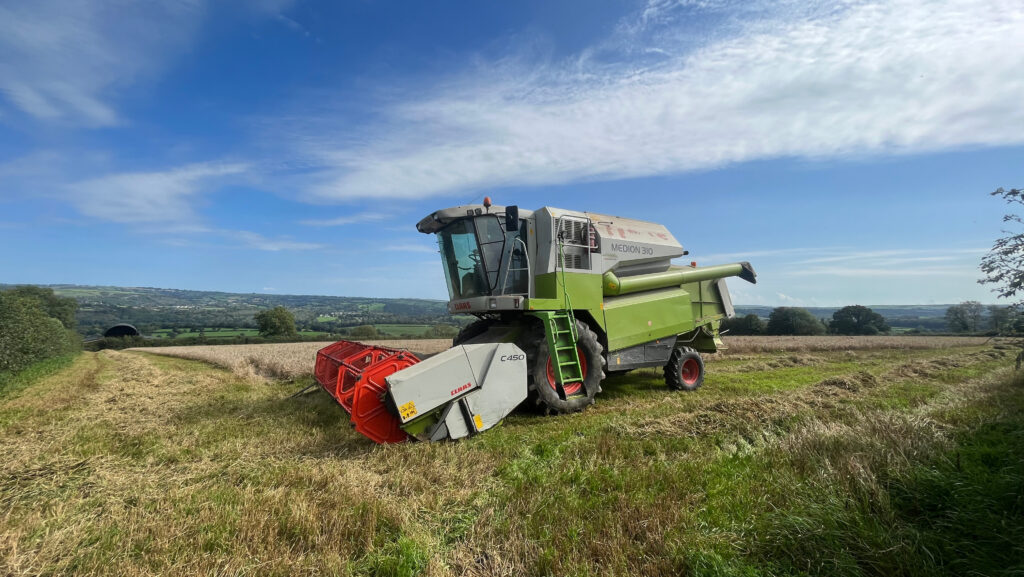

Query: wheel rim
[
  {"left": 545, "top": 346, "right": 588, "bottom": 397},
  {"left": 680, "top": 357, "right": 700, "bottom": 385}
]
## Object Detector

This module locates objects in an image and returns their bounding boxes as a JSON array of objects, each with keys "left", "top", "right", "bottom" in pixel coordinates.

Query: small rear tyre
[
  {"left": 665, "top": 347, "right": 704, "bottom": 391},
  {"left": 531, "top": 320, "right": 605, "bottom": 414}
]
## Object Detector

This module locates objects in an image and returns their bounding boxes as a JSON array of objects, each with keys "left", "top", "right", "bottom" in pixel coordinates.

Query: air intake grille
[
  {"left": 560, "top": 253, "right": 584, "bottom": 269},
  {"left": 558, "top": 218, "right": 589, "bottom": 247}
]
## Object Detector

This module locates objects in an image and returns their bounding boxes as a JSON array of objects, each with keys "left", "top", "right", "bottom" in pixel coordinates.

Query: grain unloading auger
[{"left": 314, "top": 199, "right": 756, "bottom": 443}]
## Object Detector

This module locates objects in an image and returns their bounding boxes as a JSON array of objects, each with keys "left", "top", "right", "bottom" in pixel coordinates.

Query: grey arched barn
[{"left": 103, "top": 324, "right": 140, "bottom": 338}]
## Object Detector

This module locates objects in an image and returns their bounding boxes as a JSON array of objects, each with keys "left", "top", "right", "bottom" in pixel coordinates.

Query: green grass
[
  {"left": 373, "top": 324, "right": 433, "bottom": 337},
  {"left": 0, "top": 343, "right": 1021, "bottom": 576},
  {"left": 0, "top": 353, "right": 78, "bottom": 399}
]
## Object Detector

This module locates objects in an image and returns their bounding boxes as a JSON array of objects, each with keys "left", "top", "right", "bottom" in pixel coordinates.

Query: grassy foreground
[{"left": 1, "top": 343, "right": 1021, "bottom": 576}]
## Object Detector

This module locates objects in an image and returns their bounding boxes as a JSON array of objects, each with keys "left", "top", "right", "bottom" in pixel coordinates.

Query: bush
[{"left": 0, "top": 290, "right": 80, "bottom": 373}]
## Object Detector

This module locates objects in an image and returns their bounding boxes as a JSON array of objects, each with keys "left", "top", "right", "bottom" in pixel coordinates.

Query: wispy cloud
[
  {"left": 150, "top": 227, "right": 324, "bottom": 252},
  {"left": 70, "top": 162, "right": 249, "bottom": 223},
  {"left": 796, "top": 248, "right": 988, "bottom": 265},
  {"left": 791, "top": 265, "right": 971, "bottom": 277},
  {"left": 766, "top": 246, "right": 985, "bottom": 278},
  {"left": 6, "top": 155, "right": 323, "bottom": 252},
  {"left": 0, "top": 0, "right": 205, "bottom": 126},
  {"left": 300, "top": 212, "right": 390, "bottom": 226},
  {"left": 284, "top": 0, "right": 1024, "bottom": 200},
  {"left": 696, "top": 247, "right": 822, "bottom": 263},
  {"left": 229, "top": 230, "right": 323, "bottom": 251},
  {"left": 380, "top": 243, "right": 438, "bottom": 254}
]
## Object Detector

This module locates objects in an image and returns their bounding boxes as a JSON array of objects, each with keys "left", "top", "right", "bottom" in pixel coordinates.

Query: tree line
[
  {"left": 724, "top": 302, "right": 1019, "bottom": 336},
  {"left": 944, "top": 301, "right": 1024, "bottom": 334},
  {"left": 722, "top": 305, "right": 891, "bottom": 336}
]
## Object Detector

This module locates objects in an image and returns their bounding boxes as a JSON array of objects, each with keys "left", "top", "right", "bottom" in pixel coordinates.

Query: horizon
[
  {"left": 2, "top": 1, "right": 1022, "bottom": 306},
  {"left": 4, "top": 282, "right": 1003, "bottom": 309}
]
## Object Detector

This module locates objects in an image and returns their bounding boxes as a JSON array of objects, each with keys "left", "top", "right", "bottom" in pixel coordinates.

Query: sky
[{"left": 1, "top": 0, "right": 1022, "bottom": 306}]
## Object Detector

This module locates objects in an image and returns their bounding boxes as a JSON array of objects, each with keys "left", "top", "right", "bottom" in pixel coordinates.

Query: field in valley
[{"left": 1, "top": 337, "right": 1021, "bottom": 576}]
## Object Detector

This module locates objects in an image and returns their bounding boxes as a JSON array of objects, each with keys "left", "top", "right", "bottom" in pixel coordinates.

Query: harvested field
[
  {"left": 136, "top": 339, "right": 451, "bottom": 380},
  {"left": 3, "top": 338, "right": 1021, "bottom": 576},
  {"left": 138, "top": 336, "right": 994, "bottom": 381}
]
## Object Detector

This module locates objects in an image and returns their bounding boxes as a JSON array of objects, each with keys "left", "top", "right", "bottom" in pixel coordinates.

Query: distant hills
[
  {"left": 1, "top": 284, "right": 957, "bottom": 336},
  {"left": 1, "top": 284, "right": 451, "bottom": 337}
]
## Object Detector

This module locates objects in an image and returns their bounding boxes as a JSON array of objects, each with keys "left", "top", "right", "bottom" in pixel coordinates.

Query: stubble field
[
  {"left": 136, "top": 335, "right": 993, "bottom": 382},
  {"left": 135, "top": 339, "right": 453, "bottom": 381},
  {"left": 1, "top": 336, "right": 1021, "bottom": 576}
]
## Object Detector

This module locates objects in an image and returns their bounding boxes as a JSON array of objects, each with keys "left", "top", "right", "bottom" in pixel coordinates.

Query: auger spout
[{"left": 602, "top": 261, "right": 756, "bottom": 297}]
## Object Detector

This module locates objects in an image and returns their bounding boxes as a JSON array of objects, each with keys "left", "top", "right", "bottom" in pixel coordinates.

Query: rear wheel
[
  {"left": 664, "top": 347, "right": 704, "bottom": 391},
  {"left": 530, "top": 320, "right": 605, "bottom": 414}
]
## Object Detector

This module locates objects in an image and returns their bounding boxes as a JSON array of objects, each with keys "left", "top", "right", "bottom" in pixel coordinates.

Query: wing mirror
[{"left": 505, "top": 205, "right": 519, "bottom": 232}]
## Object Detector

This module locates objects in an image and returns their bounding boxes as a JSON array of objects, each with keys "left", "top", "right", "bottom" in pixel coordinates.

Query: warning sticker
[
  {"left": 399, "top": 400, "right": 418, "bottom": 420},
  {"left": 473, "top": 414, "right": 484, "bottom": 430}
]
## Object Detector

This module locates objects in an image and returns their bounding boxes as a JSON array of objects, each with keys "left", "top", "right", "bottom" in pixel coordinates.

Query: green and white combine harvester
[{"left": 313, "top": 199, "right": 756, "bottom": 443}]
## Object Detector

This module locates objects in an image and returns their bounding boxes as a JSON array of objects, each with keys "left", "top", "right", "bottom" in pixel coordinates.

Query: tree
[
  {"left": 980, "top": 187, "right": 1024, "bottom": 301},
  {"left": 830, "top": 305, "right": 890, "bottom": 335},
  {"left": 989, "top": 305, "right": 1012, "bottom": 333},
  {"left": 945, "top": 301, "right": 984, "bottom": 333},
  {"left": 765, "top": 307, "right": 826, "bottom": 336},
  {"left": 946, "top": 304, "right": 969, "bottom": 332},
  {"left": 254, "top": 306, "right": 297, "bottom": 337},
  {"left": 720, "top": 314, "right": 766, "bottom": 335}
]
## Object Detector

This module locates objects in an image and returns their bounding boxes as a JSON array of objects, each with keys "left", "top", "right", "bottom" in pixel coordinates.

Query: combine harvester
[{"left": 314, "top": 199, "right": 756, "bottom": 443}]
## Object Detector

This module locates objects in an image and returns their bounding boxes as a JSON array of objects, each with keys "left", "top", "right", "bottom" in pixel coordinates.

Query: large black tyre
[
  {"left": 530, "top": 320, "right": 606, "bottom": 414},
  {"left": 664, "top": 346, "right": 704, "bottom": 391},
  {"left": 453, "top": 319, "right": 496, "bottom": 346}
]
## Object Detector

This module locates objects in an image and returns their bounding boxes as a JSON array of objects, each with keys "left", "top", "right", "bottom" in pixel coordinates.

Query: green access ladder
[{"left": 534, "top": 309, "right": 583, "bottom": 390}]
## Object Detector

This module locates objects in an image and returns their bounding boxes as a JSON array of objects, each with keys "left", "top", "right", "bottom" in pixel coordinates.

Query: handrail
[{"left": 499, "top": 236, "right": 531, "bottom": 296}]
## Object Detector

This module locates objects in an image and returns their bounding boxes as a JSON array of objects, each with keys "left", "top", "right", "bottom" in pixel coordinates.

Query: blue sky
[{"left": 1, "top": 0, "right": 1022, "bottom": 305}]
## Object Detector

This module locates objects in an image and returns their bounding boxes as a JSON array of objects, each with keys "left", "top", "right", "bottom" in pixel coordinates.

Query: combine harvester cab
[{"left": 315, "top": 198, "right": 756, "bottom": 444}]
